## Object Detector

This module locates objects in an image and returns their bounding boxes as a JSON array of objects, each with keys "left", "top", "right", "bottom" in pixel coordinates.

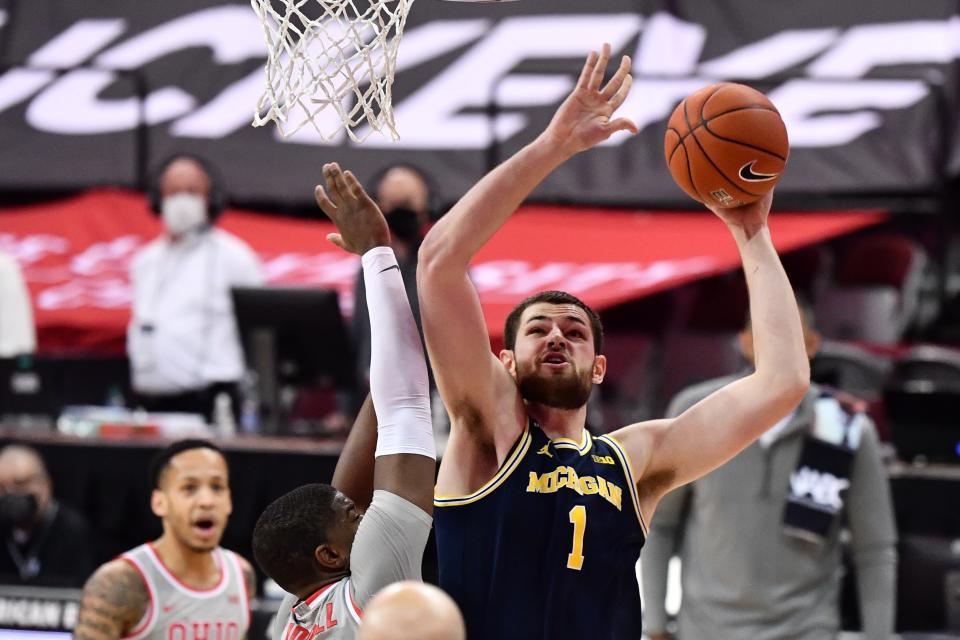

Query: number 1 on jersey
[{"left": 567, "top": 505, "right": 586, "bottom": 570}]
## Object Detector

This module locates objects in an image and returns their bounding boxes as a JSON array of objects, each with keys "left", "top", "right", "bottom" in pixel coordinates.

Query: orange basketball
[{"left": 664, "top": 83, "right": 789, "bottom": 209}]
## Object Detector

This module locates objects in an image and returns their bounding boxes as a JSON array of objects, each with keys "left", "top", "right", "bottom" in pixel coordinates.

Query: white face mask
[{"left": 161, "top": 193, "right": 208, "bottom": 236}]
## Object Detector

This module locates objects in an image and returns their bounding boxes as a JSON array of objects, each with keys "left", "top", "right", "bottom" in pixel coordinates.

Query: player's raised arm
[
  {"left": 252, "top": 166, "right": 435, "bottom": 632},
  {"left": 316, "top": 164, "right": 435, "bottom": 515},
  {"left": 331, "top": 393, "right": 377, "bottom": 511},
  {"left": 613, "top": 190, "right": 809, "bottom": 517},
  {"left": 417, "top": 43, "right": 637, "bottom": 453}
]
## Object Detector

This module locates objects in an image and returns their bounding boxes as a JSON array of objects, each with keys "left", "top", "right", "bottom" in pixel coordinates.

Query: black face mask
[
  {"left": 0, "top": 493, "right": 38, "bottom": 528},
  {"left": 385, "top": 207, "right": 422, "bottom": 245}
]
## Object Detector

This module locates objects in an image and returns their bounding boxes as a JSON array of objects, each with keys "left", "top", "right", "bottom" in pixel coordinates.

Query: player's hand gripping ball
[{"left": 665, "top": 83, "right": 788, "bottom": 209}]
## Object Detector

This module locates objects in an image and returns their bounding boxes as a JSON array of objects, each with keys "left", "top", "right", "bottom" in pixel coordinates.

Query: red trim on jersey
[
  {"left": 119, "top": 556, "right": 156, "bottom": 639},
  {"left": 226, "top": 551, "right": 252, "bottom": 629},
  {"left": 302, "top": 582, "right": 337, "bottom": 607},
  {"left": 145, "top": 543, "right": 227, "bottom": 595},
  {"left": 347, "top": 589, "right": 362, "bottom": 620}
]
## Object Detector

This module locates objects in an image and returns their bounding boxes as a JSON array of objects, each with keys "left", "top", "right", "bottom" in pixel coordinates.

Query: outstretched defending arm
[
  {"left": 316, "top": 164, "right": 435, "bottom": 515},
  {"left": 613, "top": 190, "right": 810, "bottom": 518},
  {"left": 417, "top": 44, "right": 638, "bottom": 464},
  {"left": 317, "top": 165, "right": 435, "bottom": 609}
]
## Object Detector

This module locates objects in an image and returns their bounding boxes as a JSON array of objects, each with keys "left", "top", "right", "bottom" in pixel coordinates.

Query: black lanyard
[{"left": 5, "top": 501, "right": 58, "bottom": 580}]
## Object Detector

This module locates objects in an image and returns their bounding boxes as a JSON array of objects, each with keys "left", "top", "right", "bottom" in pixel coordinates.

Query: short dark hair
[
  {"left": 503, "top": 290, "right": 603, "bottom": 354},
  {"left": 252, "top": 484, "right": 339, "bottom": 592},
  {"left": 148, "top": 439, "right": 225, "bottom": 490}
]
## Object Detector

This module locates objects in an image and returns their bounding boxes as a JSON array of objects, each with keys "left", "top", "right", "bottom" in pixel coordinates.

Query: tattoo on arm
[{"left": 73, "top": 560, "right": 149, "bottom": 640}]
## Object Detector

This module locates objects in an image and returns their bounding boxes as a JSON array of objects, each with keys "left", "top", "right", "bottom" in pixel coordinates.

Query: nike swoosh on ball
[{"left": 738, "top": 161, "right": 779, "bottom": 182}]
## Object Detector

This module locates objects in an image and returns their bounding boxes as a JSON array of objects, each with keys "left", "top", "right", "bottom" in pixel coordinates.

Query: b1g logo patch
[{"left": 710, "top": 189, "right": 735, "bottom": 206}]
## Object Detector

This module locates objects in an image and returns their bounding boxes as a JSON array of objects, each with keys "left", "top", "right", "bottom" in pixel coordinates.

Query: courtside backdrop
[
  {"left": 0, "top": 192, "right": 884, "bottom": 351},
  {"left": 0, "top": 0, "right": 957, "bottom": 208}
]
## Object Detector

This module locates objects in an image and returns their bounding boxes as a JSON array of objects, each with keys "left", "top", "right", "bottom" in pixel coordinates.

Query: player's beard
[
  {"left": 517, "top": 362, "right": 593, "bottom": 410},
  {"left": 181, "top": 529, "right": 221, "bottom": 554}
]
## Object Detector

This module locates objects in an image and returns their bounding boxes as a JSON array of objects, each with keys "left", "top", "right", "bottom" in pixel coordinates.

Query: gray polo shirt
[{"left": 642, "top": 378, "right": 897, "bottom": 640}]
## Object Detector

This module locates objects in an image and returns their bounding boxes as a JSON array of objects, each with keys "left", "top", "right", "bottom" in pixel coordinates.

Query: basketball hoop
[{"left": 250, "top": 0, "right": 414, "bottom": 142}]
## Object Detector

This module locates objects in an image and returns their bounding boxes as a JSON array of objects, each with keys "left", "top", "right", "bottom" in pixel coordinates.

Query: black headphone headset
[
  {"left": 148, "top": 152, "right": 226, "bottom": 222},
  {"left": 367, "top": 162, "right": 443, "bottom": 221}
]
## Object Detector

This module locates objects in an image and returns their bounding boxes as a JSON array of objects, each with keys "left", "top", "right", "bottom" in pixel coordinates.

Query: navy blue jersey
[{"left": 434, "top": 422, "right": 647, "bottom": 640}]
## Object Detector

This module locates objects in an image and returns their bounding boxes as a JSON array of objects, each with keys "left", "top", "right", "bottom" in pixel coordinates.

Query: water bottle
[
  {"left": 239, "top": 371, "right": 261, "bottom": 434},
  {"left": 105, "top": 383, "right": 126, "bottom": 409},
  {"left": 214, "top": 392, "right": 237, "bottom": 438}
]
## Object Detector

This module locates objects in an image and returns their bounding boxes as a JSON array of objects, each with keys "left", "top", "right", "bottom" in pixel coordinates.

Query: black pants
[{"left": 135, "top": 382, "right": 240, "bottom": 426}]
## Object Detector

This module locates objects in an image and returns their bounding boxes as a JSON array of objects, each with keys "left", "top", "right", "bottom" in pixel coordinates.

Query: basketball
[{"left": 664, "top": 83, "right": 789, "bottom": 209}]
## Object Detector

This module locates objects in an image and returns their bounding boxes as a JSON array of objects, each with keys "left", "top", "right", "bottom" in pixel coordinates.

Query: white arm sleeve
[{"left": 362, "top": 247, "right": 434, "bottom": 459}]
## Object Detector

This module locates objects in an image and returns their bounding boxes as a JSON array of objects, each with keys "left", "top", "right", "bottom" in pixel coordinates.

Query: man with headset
[{"left": 127, "top": 154, "right": 263, "bottom": 423}]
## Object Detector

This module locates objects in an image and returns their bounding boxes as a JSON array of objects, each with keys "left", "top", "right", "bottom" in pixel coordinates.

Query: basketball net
[{"left": 250, "top": 0, "right": 414, "bottom": 142}]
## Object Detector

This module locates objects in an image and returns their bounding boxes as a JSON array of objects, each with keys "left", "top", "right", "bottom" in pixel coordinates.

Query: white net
[{"left": 250, "top": 0, "right": 414, "bottom": 142}]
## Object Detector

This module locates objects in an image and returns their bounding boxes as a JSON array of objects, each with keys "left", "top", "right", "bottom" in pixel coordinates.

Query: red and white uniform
[
  {"left": 121, "top": 544, "right": 250, "bottom": 640},
  {"left": 270, "top": 491, "right": 432, "bottom": 640},
  {"left": 276, "top": 577, "right": 364, "bottom": 640}
]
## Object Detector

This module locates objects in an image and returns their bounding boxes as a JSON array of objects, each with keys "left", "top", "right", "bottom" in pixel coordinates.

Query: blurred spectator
[
  {"left": 0, "top": 444, "right": 94, "bottom": 587},
  {"left": 642, "top": 304, "right": 897, "bottom": 640},
  {"left": 0, "top": 250, "right": 35, "bottom": 357},
  {"left": 349, "top": 164, "right": 435, "bottom": 411},
  {"left": 127, "top": 154, "right": 263, "bottom": 423}
]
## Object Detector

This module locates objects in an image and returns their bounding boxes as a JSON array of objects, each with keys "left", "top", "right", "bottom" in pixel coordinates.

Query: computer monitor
[
  {"left": 232, "top": 287, "right": 354, "bottom": 434},
  {"left": 0, "top": 356, "right": 130, "bottom": 419},
  {"left": 884, "top": 382, "right": 960, "bottom": 464}
]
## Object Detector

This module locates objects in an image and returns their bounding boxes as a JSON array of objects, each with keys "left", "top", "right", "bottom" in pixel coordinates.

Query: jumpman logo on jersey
[{"left": 537, "top": 444, "right": 553, "bottom": 458}]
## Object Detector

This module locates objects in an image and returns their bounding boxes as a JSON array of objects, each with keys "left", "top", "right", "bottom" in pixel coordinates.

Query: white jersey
[
  {"left": 270, "top": 491, "right": 432, "bottom": 640},
  {"left": 277, "top": 578, "right": 363, "bottom": 640},
  {"left": 121, "top": 544, "right": 250, "bottom": 640}
]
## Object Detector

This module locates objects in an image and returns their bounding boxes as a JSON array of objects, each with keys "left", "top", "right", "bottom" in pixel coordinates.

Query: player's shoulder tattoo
[
  {"left": 74, "top": 559, "right": 149, "bottom": 640},
  {"left": 237, "top": 555, "right": 257, "bottom": 600}
]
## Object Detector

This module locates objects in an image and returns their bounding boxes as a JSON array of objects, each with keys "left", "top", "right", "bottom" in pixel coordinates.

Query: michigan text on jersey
[{"left": 525, "top": 466, "right": 623, "bottom": 510}]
